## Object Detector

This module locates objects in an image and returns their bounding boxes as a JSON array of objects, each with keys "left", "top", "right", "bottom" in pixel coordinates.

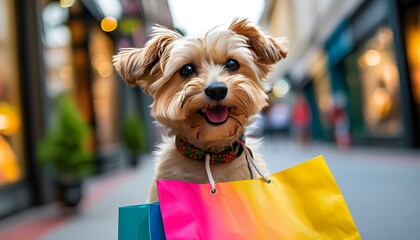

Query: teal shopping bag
[{"left": 118, "top": 202, "right": 165, "bottom": 240}]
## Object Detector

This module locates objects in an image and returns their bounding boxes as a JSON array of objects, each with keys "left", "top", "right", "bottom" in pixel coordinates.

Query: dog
[{"left": 113, "top": 18, "right": 287, "bottom": 202}]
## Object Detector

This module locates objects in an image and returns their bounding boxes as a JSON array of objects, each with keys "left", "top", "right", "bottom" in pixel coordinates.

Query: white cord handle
[
  {"left": 245, "top": 147, "right": 271, "bottom": 184},
  {"left": 205, "top": 154, "right": 217, "bottom": 194},
  {"left": 205, "top": 148, "right": 271, "bottom": 194}
]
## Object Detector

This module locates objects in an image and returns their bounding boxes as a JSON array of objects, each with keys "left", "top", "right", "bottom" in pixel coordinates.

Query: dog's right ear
[{"left": 113, "top": 26, "right": 181, "bottom": 94}]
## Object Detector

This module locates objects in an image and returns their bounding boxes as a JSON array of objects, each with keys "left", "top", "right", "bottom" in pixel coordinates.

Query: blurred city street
[
  {"left": 1, "top": 0, "right": 420, "bottom": 239},
  {"left": 1, "top": 136, "right": 419, "bottom": 240}
]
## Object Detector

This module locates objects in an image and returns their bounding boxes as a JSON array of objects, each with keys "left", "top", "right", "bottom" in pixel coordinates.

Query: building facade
[
  {"left": 0, "top": 0, "right": 172, "bottom": 218},
  {"left": 265, "top": 0, "right": 420, "bottom": 148}
]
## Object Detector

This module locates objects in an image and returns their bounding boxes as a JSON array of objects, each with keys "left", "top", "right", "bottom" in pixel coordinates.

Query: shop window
[
  {"left": 0, "top": 0, "right": 25, "bottom": 186},
  {"left": 404, "top": 4, "right": 420, "bottom": 122},
  {"left": 344, "top": 53, "right": 365, "bottom": 141},
  {"left": 42, "top": 2, "right": 75, "bottom": 98},
  {"left": 309, "top": 51, "right": 333, "bottom": 139},
  {"left": 90, "top": 28, "right": 119, "bottom": 151},
  {"left": 356, "top": 27, "right": 402, "bottom": 138}
]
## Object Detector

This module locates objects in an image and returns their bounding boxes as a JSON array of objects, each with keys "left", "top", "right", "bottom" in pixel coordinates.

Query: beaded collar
[{"left": 175, "top": 136, "right": 245, "bottom": 164}]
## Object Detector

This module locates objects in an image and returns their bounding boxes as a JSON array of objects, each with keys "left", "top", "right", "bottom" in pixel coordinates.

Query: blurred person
[
  {"left": 329, "top": 92, "right": 351, "bottom": 149},
  {"left": 265, "top": 101, "right": 291, "bottom": 136},
  {"left": 291, "top": 93, "right": 311, "bottom": 143}
]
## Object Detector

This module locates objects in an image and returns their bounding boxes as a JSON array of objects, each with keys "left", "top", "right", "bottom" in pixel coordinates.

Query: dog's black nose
[{"left": 205, "top": 82, "right": 228, "bottom": 102}]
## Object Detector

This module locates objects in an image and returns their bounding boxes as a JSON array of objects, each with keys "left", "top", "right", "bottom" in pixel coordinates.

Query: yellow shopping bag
[{"left": 157, "top": 155, "right": 360, "bottom": 239}]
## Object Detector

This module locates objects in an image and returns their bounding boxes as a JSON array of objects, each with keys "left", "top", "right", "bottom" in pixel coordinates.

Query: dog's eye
[
  {"left": 179, "top": 64, "right": 195, "bottom": 78},
  {"left": 225, "top": 59, "right": 240, "bottom": 72}
]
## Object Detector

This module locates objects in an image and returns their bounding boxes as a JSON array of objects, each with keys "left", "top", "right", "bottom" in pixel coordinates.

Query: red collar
[{"left": 175, "top": 136, "right": 245, "bottom": 164}]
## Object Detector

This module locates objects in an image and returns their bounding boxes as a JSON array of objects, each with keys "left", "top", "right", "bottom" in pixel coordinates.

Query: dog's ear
[
  {"left": 229, "top": 18, "right": 288, "bottom": 66},
  {"left": 113, "top": 26, "right": 181, "bottom": 94}
]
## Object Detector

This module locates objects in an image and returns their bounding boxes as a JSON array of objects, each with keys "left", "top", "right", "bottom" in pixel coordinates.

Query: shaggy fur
[{"left": 113, "top": 18, "right": 287, "bottom": 202}]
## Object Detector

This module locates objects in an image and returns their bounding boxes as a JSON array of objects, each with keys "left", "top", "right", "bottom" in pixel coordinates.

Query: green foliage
[
  {"left": 122, "top": 113, "right": 147, "bottom": 155},
  {"left": 37, "top": 94, "right": 93, "bottom": 179}
]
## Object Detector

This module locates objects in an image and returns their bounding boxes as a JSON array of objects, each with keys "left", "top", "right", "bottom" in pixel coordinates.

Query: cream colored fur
[{"left": 113, "top": 18, "right": 287, "bottom": 202}]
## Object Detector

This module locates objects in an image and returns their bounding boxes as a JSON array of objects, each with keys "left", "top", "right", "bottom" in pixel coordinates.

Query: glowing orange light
[
  {"left": 372, "top": 88, "right": 392, "bottom": 119},
  {"left": 0, "top": 136, "right": 21, "bottom": 185},
  {"left": 101, "top": 17, "right": 118, "bottom": 32},
  {"left": 0, "top": 102, "right": 20, "bottom": 135},
  {"left": 406, "top": 26, "right": 420, "bottom": 66}
]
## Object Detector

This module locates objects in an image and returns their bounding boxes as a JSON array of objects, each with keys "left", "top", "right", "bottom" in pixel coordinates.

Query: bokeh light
[
  {"left": 101, "top": 17, "right": 118, "bottom": 32},
  {"left": 272, "top": 79, "right": 290, "bottom": 98},
  {"left": 0, "top": 102, "right": 20, "bottom": 136},
  {"left": 59, "top": 0, "right": 75, "bottom": 8}
]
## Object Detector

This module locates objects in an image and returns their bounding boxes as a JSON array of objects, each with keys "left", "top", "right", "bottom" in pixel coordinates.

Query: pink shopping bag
[{"left": 157, "top": 155, "right": 360, "bottom": 240}]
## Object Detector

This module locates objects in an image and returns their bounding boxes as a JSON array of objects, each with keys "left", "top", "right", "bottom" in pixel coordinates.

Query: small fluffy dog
[{"left": 113, "top": 18, "right": 287, "bottom": 202}]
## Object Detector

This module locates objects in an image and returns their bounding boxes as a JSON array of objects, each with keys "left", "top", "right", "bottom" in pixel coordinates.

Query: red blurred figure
[{"left": 292, "top": 94, "right": 311, "bottom": 143}]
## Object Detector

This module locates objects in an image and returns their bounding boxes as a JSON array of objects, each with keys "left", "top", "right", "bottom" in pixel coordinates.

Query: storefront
[
  {"left": 321, "top": 0, "right": 419, "bottom": 147},
  {"left": 0, "top": 0, "right": 25, "bottom": 191},
  {"left": 0, "top": 0, "right": 28, "bottom": 217},
  {"left": 0, "top": 0, "right": 46, "bottom": 218},
  {"left": 90, "top": 28, "right": 120, "bottom": 154},
  {"left": 40, "top": 0, "right": 128, "bottom": 172},
  {"left": 307, "top": 51, "right": 333, "bottom": 141},
  {"left": 400, "top": 0, "right": 420, "bottom": 147},
  {"left": 343, "top": 27, "right": 402, "bottom": 141},
  {"left": 0, "top": 0, "right": 174, "bottom": 218},
  {"left": 0, "top": 0, "right": 147, "bottom": 218}
]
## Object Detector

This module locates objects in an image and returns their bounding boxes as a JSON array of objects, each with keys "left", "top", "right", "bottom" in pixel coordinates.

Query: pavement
[{"left": 0, "top": 136, "right": 419, "bottom": 240}]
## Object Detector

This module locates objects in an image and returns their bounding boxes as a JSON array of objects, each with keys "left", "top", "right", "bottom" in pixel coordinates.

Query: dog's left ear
[{"left": 229, "top": 18, "right": 288, "bottom": 65}]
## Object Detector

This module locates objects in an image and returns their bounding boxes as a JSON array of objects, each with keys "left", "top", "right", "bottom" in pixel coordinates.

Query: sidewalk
[{"left": 0, "top": 137, "right": 419, "bottom": 240}]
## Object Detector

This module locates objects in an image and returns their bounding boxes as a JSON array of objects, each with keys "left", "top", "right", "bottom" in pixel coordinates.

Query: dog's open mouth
[{"left": 199, "top": 106, "right": 229, "bottom": 125}]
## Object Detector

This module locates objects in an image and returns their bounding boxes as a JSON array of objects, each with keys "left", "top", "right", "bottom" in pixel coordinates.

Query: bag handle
[
  {"left": 205, "top": 154, "right": 217, "bottom": 194},
  {"left": 244, "top": 147, "right": 271, "bottom": 184},
  {"left": 205, "top": 147, "right": 271, "bottom": 194}
]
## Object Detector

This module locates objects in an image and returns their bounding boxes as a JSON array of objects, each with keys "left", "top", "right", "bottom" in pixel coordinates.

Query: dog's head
[{"left": 114, "top": 18, "right": 287, "bottom": 151}]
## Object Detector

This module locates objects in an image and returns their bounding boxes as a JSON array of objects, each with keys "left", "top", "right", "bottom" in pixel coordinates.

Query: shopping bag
[
  {"left": 118, "top": 202, "right": 165, "bottom": 240},
  {"left": 157, "top": 155, "right": 360, "bottom": 239}
]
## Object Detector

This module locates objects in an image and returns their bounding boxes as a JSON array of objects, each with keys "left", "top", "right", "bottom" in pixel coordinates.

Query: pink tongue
[{"left": 205, "top": 107, "right": 229, "bottom": 123}]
